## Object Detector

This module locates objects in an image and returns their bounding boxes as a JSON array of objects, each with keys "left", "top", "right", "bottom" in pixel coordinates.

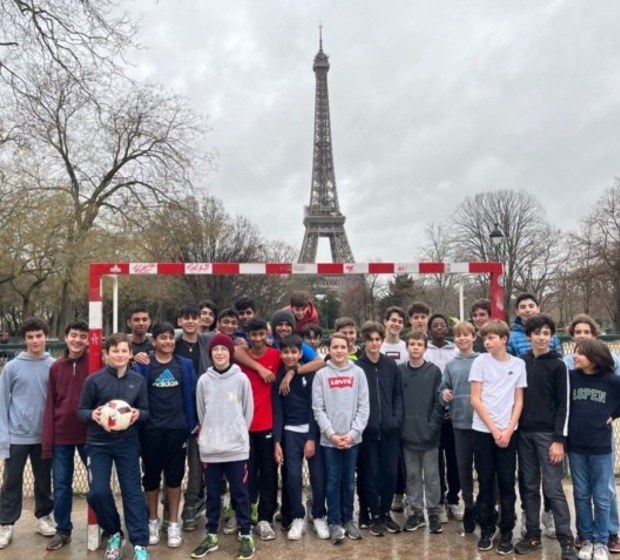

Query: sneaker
[
  {"left": 238, "top": 535, "right": 255, "bottom": 560},
  {"left": 449, "top": 503, "right": 465, "bottom": 521},
  {"left": 0, "top": 525, "right": 13, "bottom": 549},
  {"left": 404, "top": 513, "right": 426, "bottom": 532},
  {"left": 250, "top": 502, "right": 259, "bottom": 525},
  {"left": 133, "top": 545, "right": 150, "bottom": 560},
  {"left": 542, "top": 510, "right": 556, "bottom": 539},
  {"left": 384, "top": 514, "right": 401, "bottom": 534},
  {"left": 497, "top": 531, "right": 514, "bottom": 555},
  {"left": 191, "top": 534, "right": 219, "bottom": 558},
  {"left": 329, "top": 524, "right": 345, "bottom": 544},
  {"left": 514, "top": 533, "right": 542, "bottom": 554},
  {"left": 148, "top": 519, "right": 160, "bottom": 545},
  {"left": 370, "top": 518, "right": 385, "bottom": 537},
  {"left": 36, "top": 514, "right": 56, "bottom": 537},
  {"left": 313, "top": 517, "right": 330, "bottom": 540},
  {"left": 223, "top": 512, "right": 239, "bottom": 535},
  {"left": 579, "top": 541, "right": 594, "bottom": 560},
  {"left": 429, "top": 514, "right": 443, "bottom": 534},
  {"left": 254, "top": 520, "right": 276, "bottom": 541},
  {"left": 561, "top": 540, "right": 579, "bottom": 560},
  {"left": 288, "top": 518, "right": 305, "bottom": 541},
  {"left": 46, "top": 532, "right": 71, "bottom": 550},
  {"left": 105, "top": 533, "right": 125, "bottom": 560},
  {"left": 463, "top": 506, "right": 476, "bottom": 534},
  {"left": 439, "top": 504, "right": 449, "bottom": 524},
  {"left": 608, "top": 535, "right": 620, "bottom": 554},
  {"left": 594, "top": 544, "right": 611, "bottom": 560},
  {"left": 391, "top": 494, "right": 405, "bottom": 513},
  {"left": 167, "top": 522, "right": 182, "bottom": 548},
  {"left": 478, "top": 526, "right": 499, "bottom": 551},
  {"left": 345, "top": 520, "right": 362, "bottom": 540},
  {"left": 183, "top": 517, "right": 198, "bottom": 532}
]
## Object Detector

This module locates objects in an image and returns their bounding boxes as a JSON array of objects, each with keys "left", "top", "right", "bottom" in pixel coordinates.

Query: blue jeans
[
  {"left": 323, "top": 444, "right": 359, "bottom": 526},
  {"left": 53, "top": 445, "right": 86, "bottom": 534},
  {"left": 609, "top": 438, "right": 619, "bottom": 535},
  {"left": 569, "top": 452, "right": 612, "bottom": 544}
]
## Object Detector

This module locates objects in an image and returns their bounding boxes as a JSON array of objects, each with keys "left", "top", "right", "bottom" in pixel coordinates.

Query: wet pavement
[{"left": 2, "top": 484, "right": 597, "bottom": 560}]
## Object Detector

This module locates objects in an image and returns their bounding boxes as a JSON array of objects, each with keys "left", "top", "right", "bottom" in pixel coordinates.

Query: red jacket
[
  {"left": 284, "top": 302, "right": 320, "bottom": 334},
  {"left": 41, "top": 350, "right": 89, "bottom": 458}
]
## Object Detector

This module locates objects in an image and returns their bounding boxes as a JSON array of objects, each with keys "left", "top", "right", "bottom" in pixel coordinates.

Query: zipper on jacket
[{"left": 73, "top": 362, "right": 76, "bottom": 376}]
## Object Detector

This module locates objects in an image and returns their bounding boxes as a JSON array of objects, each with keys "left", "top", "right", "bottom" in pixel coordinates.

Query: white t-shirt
[
  {"left": 381, "top": 339, "right": 407, "bottom": 364},
  {"left": 468, "top": 353, "right": 527, "bottom": 433}
]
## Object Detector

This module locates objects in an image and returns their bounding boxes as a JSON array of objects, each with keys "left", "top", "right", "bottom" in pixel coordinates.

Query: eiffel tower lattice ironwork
[{"left": 298, "top": 29, "right": 354, "bottom": 264}]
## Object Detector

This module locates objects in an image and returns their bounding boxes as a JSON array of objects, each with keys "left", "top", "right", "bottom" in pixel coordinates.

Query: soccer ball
[{"left": 99, "top": 399, "right": 133, "bottom": 432}]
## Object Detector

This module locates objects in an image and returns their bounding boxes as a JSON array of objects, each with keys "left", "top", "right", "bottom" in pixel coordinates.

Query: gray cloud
[{"left": 126, "top": 0, "right": 620, "bottom": 262}]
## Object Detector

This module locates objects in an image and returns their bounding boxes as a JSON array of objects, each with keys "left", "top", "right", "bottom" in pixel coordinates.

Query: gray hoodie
[
  {"left": 0, "top": 351, "right": 55, "bottom": 458},
  {"left": 312, "top": 359, "right": 369, "bottom": 447},
  {"left": 439, "top": 352, "right": 479, "bottom": 430},
  {"left": 196, "top": 364, "right": 254, "bottom": 463}
]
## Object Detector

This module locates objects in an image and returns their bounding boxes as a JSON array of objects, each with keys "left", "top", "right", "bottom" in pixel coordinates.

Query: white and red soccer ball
[{"left": 99, "top": 399, "right": 133, "bottom": 432}]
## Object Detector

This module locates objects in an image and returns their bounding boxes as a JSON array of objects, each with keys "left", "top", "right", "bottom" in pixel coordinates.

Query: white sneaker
[
  {"left": 288, "top": 518, "right": 305, "bottom": 541},
  {"left": 579, "top": 540, "right": 594, "bottom": 560},
  {"left": 449, "top": 503, "right": 464, "bottom": 521},
  {"left": 148, "top": 518, "right": 161, "bottom": 545},
  {"left": 541, "top": 510, "right": 556, "bottom": 538},
  {"left": 254, "top": 520, "right": 276, "bottom": 541},
  {"left": 167, "top": 522, "right": 182, "bottom": 548},
  {"left": 593, "top": 543, "right": 611, "bottom": 560},
  {"left": 313, "top": 517, "right": 330, "bottom": 540},
  {"left": 438, "top": 505, "right": 449, "bottom": 524},
  {"left": 0, "top": 525, "right": 13, "bottom": 549},
  {"left": 36, "top": 515, "right": 56, "bottom": 537}
]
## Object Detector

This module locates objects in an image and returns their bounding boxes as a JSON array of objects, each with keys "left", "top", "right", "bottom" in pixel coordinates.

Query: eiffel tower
[{"left": 298, "top": 28, "right": 355, "bottom": 264}]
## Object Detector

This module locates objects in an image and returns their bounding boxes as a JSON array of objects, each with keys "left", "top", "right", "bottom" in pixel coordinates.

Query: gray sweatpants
[
  {"left": 403, "top": 444, "right": 441, "bottom": 515},
  {"left": 517, "top": 431, "right": 573, "bottom": 541}
]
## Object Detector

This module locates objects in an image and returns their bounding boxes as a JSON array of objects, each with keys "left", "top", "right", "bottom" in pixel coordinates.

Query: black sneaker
[
  {"left": 429, "top": 514, "right": 443, "bottom": 534},
  {"left": 404, "top": 513, "right": 426, "bottom": 532},
  {"left": 384, "top": 515, "right": 401, "bottom": 534},
  {"left": 463, "top": 506, "right": 476, "bottom": 534},
  {"left": 515, "top": 533, "right": 542, "bottom": 554},
  {"left": 497, "top": 531, "right": 514, "bottom": 555},
  {"left": 560, "top": 540, "right": 578, "bottom": 560},
  {"left": 46, "top": 532, "right": 71, "bottom": 551},
  {"left": 369, "top": 518, "right": 384, "bottom": 537},
  {"left": 478, "top": 526, "right": 498, "bottom": 551}
]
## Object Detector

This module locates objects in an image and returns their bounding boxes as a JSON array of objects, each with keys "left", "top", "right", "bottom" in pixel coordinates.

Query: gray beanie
[{"left": 271, "top": 309, "right": 296, "bottom": 328}]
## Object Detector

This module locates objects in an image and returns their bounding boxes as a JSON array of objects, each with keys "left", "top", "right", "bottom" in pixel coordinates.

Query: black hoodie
[
  {"left": 356, "top": 352, "right": 403, "bottom": 438},
  {"left": 519, "top": 349, "right": 569, "bottom": 443}
]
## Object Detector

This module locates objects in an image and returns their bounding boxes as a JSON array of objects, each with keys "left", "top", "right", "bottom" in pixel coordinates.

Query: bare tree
[
  {"left": 572, "top": 182, "right": 620, "bottom": 331},
  {"left": 2, "top": 65, "right": 208, "bottom": 331},
  {"left": 445, "top": 189, "right": 563, "bottom": 317}
]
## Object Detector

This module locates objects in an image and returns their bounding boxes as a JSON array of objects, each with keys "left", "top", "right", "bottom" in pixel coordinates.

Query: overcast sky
[{"left": 126, "top": 0, "right": 620, "bottom": 263}]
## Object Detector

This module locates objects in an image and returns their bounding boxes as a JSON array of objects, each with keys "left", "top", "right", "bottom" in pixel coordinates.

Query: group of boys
[{"left": 0, "top": 290, "right": 619, "bottom": 560}]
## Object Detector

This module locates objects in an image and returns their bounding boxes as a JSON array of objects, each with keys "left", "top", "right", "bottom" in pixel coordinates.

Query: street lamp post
[{"left": 489, "top": 222, "right": 504, "bottom": 261}]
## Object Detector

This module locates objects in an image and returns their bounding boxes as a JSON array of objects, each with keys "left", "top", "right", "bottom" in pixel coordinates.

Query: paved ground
[{"left": 4, "top": 485, "right": 592, "bottom": 560}]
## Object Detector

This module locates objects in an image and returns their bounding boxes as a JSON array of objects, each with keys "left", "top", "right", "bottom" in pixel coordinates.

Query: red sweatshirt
[
  {"left": 284, "top": 302, "right": 320, "bottom": 334},
  {"left": 41, "top": 350, "right": 89, "bottom": 458}
]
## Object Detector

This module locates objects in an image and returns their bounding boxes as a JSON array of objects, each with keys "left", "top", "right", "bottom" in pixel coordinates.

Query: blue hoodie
[{"left": 0, "top": 351, "right": 55, "bottom": 457}]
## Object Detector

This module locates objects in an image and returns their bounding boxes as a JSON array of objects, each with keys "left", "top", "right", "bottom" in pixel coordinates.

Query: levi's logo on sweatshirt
[{"left": 328, "top": 376, "right": 354, "bottom": 389}]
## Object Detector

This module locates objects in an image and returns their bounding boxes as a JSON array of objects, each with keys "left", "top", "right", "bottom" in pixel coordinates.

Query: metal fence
[{"left": 3, "top": 337, "right": 620, "bottom": 497}]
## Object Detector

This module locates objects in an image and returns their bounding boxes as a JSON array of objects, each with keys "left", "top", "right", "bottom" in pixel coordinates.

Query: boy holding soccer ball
[{"left": 78, "top": 333, "right": 150, "bottom": 560}]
